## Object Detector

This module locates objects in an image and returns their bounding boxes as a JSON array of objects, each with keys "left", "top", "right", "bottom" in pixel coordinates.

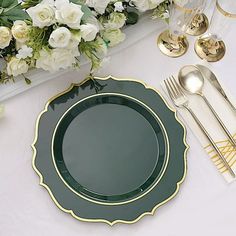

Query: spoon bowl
[{"left": 178, "top": 65, "right": 204, "bottom": 95}]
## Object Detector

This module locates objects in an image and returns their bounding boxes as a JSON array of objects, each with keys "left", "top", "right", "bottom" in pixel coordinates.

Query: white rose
[
  {"left": 27, "top": 0, "right": 55, "bottom": 28},
  {"left": 132, "top": 0, "right": 164, "bottom": 12},
  {"left": 49, "top": 27, "right": 72, "bottom": 48},
  {"left": 104, "top": 12, "right": 126, "bottom": 29},
  {"left": 52, "top": 48, "right": 80, "bottom": 71},
  {"left": 11, "top": 20, "right": 29, "bottom": 43},
  {"left": 85, "top": 15, "right": 101, "bottom": 30},
  {"left": 7, "top": 57, "right": 29, "bottom": 77},
  {"left": 80, "top": 23, "right": 99, "bottom": 42},
  {"left": 35, "top": 49, "right": 55, "bottom": 72},
  {"left": 0, "top": 27, "right": 12, "bottom": 49},
  {"left": 36, "top": 48, "right": 79, "bottom": 72},
  {"left": 86, "top": 0, "right": 110, "bottom": 14},
  {"left": 102, "top": 28, "right": 125, "bottom": 47},
  {"left": 55, "top": 0, "right": 84, "bottom": 29}
]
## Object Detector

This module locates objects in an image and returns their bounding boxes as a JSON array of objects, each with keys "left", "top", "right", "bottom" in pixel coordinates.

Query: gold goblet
[
  {"left": 195, "top": 0, "right": 236, "bottom": 62},
  {"left": 157, "top": 30, "right": 188, "bottom": 58},
  {"left": 157, "top": 0, "right": 207, "bottom": 58}
]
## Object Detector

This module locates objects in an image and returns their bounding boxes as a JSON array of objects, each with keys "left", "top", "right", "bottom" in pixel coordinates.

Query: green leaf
[
  {"left": 0, "top": 0, "right": 18, "bottom": 8},
  {"left": 21, "top": 0, "right": 41, "bottom": 9},
  {"left": 0, "top": 2, "right": 30, "bottom": 25},
  {"left": 3, "top": 8, "right": 29, "bottom": 20},
  {"left": 0, "top": 39, "right": 17, "bottom": 57},
  {"left": 0, "top": 16, "right": 12, "bottom": 27},
  {"left": 81, "top": 5, "right": 93, "bottom": 21},
  {"left": 126, "top": 12, "right": 139, "bottom": 25},
  {"left": 70, "top": 0, "right": 84, "bottom": 4},
  {"left": 24, "top": 77, "right": 31, "bottom": 84}
]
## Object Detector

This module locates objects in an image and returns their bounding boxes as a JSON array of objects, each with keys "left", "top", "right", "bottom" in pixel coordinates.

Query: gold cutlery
[
  {"left": 178, "top": 65, "right": 236, "bottom": 149},
  {"left": 164, "top": 76, "right": 235, "bottom": 177},
  {"left": 196, "top": 64, "right": 236, "bottom": 113}
]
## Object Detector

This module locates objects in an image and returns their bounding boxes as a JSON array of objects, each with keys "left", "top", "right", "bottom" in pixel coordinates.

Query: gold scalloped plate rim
[{"left": 32, "top": 75, "right": 189, "bottom": 226}]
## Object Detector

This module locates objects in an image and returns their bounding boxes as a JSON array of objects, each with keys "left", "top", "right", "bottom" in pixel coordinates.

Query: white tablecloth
[{"left": 1, "top": 25, "right": 236, "bottom": 235}]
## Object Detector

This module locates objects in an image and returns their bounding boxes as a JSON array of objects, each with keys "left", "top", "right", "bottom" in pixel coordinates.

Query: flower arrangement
[{"left": 0, "top": 0, "right": 169, "bottom": 85}]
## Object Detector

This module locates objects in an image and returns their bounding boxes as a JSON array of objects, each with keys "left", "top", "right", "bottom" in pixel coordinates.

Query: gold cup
[
  {"left": 157, "top": 0, "right": 207, "bottom": 58},
  {"left": 157, "top": 30, "right": 189, "bottom": 58},
  {"left": 195, "top": 0, "right": 236, "bottom": 62},
  {"left": 194, "top": 35, "right": 225, "bottom": 62}
]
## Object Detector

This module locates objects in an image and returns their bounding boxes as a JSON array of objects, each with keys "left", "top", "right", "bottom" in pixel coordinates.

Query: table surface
[{"left": 1, "top": 25, "right": 236, "bottom": 236}]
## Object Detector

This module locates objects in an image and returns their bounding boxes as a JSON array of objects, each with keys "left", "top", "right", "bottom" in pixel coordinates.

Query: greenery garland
[{"left": 0, "top": 0, "right": 170, "bottom": 85}]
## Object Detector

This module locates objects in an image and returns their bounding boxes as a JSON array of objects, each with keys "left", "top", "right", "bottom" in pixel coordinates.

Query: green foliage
[
  {"left": 126, "top": 12, "right": 139, "bottom": 25},
  {"left": 27, "top": 26, "right": 53, "bottom": 59},
  {"left": 0, "top": 40, "right": 17, "bottom": 58},
  {"left": 22, "top": 74, "right": 31, "bottom": 84},
  {"left": 0, "top": 0, "right": 29, "bottom": 26},
  {"left": 0, "top": 0, "right": 18, "bottom": 8},
  {"left": 124, "top": 5, "right": 140, "bottom": 25},
  {"left": 81, "top": 5, "right": 93, "bottom": 21},
  {"left": 152, "top": 0, "right": 170, "bottom": 21},
  {"left": 0, "top": 69, "right": 13, "bottom": 84},
  {"left": 79, "top": 40, "right": 103, "bottom": 72},
  {"left": 21, "top": 0, "right": 41, "bottom": 9},
  {"left": 70, "top": 0, "right": 85, "bottom": 4}
]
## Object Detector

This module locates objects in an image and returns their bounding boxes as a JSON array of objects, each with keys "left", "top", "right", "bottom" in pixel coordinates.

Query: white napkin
[{"left": 161, "top": 63, "right": 236, "bottom": 183}]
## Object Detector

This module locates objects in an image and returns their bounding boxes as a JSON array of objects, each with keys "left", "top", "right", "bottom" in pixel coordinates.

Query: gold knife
[{"left": 196, "top": 64, "right": 236, "bottom": 114}]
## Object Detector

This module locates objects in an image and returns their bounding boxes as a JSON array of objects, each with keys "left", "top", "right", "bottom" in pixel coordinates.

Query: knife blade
[{"left": 196, "top": 64, "right": 236, "bottom": 113}]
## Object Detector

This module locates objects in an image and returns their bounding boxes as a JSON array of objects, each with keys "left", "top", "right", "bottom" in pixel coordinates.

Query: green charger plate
[{"left": 32, "top": 76, "right": 188, "bottom": 225}]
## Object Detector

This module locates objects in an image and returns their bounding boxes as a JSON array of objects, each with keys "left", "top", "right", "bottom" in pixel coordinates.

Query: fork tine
[
  {"left": 169, "top": 76, "right": 179, "bottom": 98},
  {"left": 170, "top": 76, "right": 181, "bottom": 97},
  {"left": 165, "top": 78, "right": 177, "bottom": 100},
  {"left": 164, "top": 79, "right": 174, "bottom": 100},
  {"left": 172, "top": 75, "right": 186, "bottom": 97}
]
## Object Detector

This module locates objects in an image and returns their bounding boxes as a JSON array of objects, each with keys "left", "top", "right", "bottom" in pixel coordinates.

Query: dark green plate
[{"left": 32, "top": 77, "right": 188, "bottom": 225}]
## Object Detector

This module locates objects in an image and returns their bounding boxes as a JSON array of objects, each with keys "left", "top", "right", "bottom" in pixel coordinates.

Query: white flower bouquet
[{"left": 0, "top": 0, "right": 169, "bottom": 85}]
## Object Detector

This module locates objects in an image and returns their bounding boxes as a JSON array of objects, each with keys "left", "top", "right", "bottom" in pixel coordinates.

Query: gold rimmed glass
[
  {"left": 195, "top": 0, "right": 236, "bottom": 62},
  {"left": 157, "top": 0, "right": 207, "bottom": 58},
  {"left": 186, "top": 0, "right": 210, "bottom": 36}
]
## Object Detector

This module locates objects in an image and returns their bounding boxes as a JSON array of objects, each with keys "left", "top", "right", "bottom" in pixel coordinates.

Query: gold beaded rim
[
  {"left": 216, "top": 0, "right": 236, "bottom": 19},
  {"left": 173, "top": 0, "right": 194, "bottom": 14}
]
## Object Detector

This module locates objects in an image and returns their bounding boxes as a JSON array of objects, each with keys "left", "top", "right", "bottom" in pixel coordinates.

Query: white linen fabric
[{"left": 1, "top": 12, "right": 236, "bottom": 236}]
